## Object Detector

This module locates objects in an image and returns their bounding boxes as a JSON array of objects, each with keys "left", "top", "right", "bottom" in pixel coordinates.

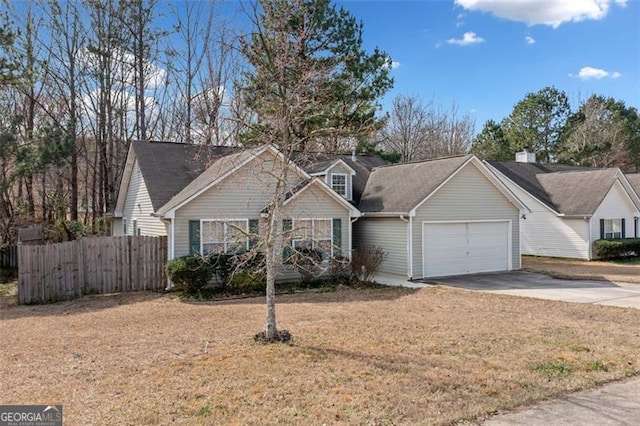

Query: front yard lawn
[
  {"left": 523, "top": 255, "right": 640, "bottom": 284},
  {"left": 1, "top": 287, "right": 639, "bottom": 425}
]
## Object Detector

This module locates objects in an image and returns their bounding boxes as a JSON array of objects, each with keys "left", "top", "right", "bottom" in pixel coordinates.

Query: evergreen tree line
[{"left": 469, "top": 86, "right": 640, "bottom": 170}]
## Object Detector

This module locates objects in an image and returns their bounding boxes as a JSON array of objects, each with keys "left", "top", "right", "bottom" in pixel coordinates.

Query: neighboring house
[
  {"left": 487, "top": 153, "right": 640, "bottom": 260},
  {"left": 354, "top": 155, "right": 528, "bottom": 279},
  {"left": 628, "top": 173, "right": 640, "bottom": 237}
]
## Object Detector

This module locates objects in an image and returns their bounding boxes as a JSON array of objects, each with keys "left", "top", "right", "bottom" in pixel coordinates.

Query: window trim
[
  {"left": 604, "top": 218, "right": 622, "bottom": 239},
  {"left": 330, "top": 173, "right": 348, "bottom": 198},
  {"left": 200, "top": 218, "right": 250, "bottom": 255},
  {"left": 291, "top": 218, "right": 333, "bottom": 258}
]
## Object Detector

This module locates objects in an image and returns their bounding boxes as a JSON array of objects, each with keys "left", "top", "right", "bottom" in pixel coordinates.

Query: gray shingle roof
[
  {"left": 537, "top": 169, "right": 619, "bottom": 215},
  {"left": 627, "top": 174, "right": 640, "bottom": 197},
  {"left": 128, "top": 141, "right": 386, "bottom": 214},
  {"left": 156, "top": 148, "right": 263, "bottom": 215},
  {"left": 290, "top": 151, "right": 387, "bottom": 204},
  {"left": 131, "top": 140, "right": 238, "bottom": 210},
  {"left": 489, "top": 161, "right": 621, "bottom": 215},
  {"left": 359, "top": 155, "right": 472, "bottom": 213}
]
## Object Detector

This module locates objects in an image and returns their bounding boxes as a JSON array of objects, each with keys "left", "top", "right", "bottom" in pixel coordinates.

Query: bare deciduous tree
[{"left": 381, "top": 95, "right": 474, "bottom": 162}]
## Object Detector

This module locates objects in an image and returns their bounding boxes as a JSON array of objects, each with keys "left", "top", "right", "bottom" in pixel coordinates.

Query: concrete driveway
[{"left": 429, "top": 271, "right": 640, "bottom": 309}]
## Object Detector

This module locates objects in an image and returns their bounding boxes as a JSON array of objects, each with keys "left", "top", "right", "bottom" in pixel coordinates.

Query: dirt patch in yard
[
  {"left": 1, "top": 287, "right": 640, "bottom": 425},
  {"left": 523, "top": 256, "right": 640, "bottom": 284}
]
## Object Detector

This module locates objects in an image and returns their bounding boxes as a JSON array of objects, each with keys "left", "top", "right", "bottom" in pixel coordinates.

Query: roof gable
[
  {"left": 536, "top": 169, "right": 620, "bottom": 215},
  {"left": 156, "top": 145, "right": 311, "bottom": 217},
  {"left": 358, "top": 155, "right": 472, "bottom": 213},
  {"left": 489, "top": 161, "right": 640, "bottom": 216},
  {"left": 281, "top": 178, "right": 361, "bottom": 216},
  {"left": 119, "top": 141, "right": 239, "bottom": 212},
  {"left": 310, "top": 158, "right": 356, "bottom": 176}
]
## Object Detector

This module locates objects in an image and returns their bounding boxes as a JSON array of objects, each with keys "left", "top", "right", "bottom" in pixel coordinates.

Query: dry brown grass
[
  {"left": 523, "top": 256, "right": 640, "bottom": 284},
  {"left": 1, "top": 287, "right": 640, "bottom": 425}
]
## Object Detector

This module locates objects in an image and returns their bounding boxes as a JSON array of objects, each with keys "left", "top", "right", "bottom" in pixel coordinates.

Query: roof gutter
[{"left": 361, "top": 211, "right": 411, "bottom": 218}]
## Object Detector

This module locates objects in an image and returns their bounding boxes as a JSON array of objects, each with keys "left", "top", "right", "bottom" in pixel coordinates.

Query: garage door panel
[{"left": 423, "top": 221, "right": 509, "bottom": 277}]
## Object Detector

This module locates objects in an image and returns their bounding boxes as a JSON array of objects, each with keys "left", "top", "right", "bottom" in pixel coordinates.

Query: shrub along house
[{"left": 486, "top": 152, "right": 640, "bottom": 260}]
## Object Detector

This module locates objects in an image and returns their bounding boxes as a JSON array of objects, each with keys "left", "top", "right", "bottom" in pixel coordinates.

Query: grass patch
[
  {"left": 533, "top": 361, "right": 573, "bottom": 378},
  {"left": 612, "top": 257, "right": 640, "bottom": 265},
  {"left": 523, "top": 256, "right": 640, "bottom": 284},
  {"left": 2, "top": 287, "right": 640, "bottom": 425}
]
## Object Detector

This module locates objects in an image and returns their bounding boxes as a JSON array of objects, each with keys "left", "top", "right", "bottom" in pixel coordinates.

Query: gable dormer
[{"left": 310, "top": 159, "right": 356, "bottom": 201}]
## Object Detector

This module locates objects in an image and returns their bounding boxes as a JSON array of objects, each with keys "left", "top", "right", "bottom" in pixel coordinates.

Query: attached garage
[
  {"left": 422, "top": 221, "right": 511, "bottom": 277},
  {"left": 356, "top": 155, "right": 528, "bottom": 280}
]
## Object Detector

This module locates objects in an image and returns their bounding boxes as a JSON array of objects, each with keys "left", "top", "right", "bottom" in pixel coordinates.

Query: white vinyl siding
[
  {"left": 591, "top": 180, "right": 639, "bottom": 257},
  {"left": 412, "top": 163, "right": 520, "bottom": 279},
  {"left": 117, "top": 160, "right": 167, "bottom": 237},
  {"left": 353, "top": 218, "right": 408, "bottom": 276},
  {"left": 173, "top": 150, "right": 303, "bottom": 257},
  {"left": 494, "top": 170, "right": 591, "bottom": 260}
]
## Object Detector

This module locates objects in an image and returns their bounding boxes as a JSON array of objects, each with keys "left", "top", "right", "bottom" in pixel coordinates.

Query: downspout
[
  {"left": 587, "top": 216, "right": 592, "bottom": 260},
  {"left": 349, "top": 217, "right": 358, "bottom": 260},
  {"left": 166, "top": 218, "right": 176, "bottom": 291},
  {"left": 400, "top": 215, "right": 412, "bottom": 279}
]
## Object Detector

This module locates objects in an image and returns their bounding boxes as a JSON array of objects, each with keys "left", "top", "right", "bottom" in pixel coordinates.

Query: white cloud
[
  {"left": 447, "top": 31, "right": 485, "bottom": 46},
  {"left": 570, "top": 66, "right": 622, "bottom": 80},
  {"left": 525, "top": 35, "right": 536, "bottom": 44},
  {"left": 383, "top": 60, "right": 401, "bottom": 70},
  {"left": 455, "top": 0, "right": 627, "bottom": 28}
]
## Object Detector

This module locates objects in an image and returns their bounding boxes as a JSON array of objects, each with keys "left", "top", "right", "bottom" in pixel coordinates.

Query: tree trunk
[{"left": 265, "top": 242, "right": 277, "bottom": 339}]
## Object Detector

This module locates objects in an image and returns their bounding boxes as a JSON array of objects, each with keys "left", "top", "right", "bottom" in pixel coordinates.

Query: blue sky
[{"left": 335, "top": 0, "right": 640, "bottom": 131}]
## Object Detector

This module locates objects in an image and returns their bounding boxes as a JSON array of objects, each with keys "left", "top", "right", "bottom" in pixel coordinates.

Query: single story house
[
  {"left": 486, "top": 152, "right": 640, "bottom": 260},
  {"left": 113, "top": 141, "right": 527, "bottom": 280},
  {"left": 354, "top": 155, "right": 528, "bottom": 279}
]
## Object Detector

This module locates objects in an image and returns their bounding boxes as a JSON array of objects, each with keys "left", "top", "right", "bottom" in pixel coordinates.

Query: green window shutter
[
  {"left": 282, "top": 218, "right": 292, "bottom": 262},
  {"left": 189, "top": 220, "right": 200, "bottom": 255},
  {"left": 599, "top": 219, "right": 605, "bottom": 239},
  {"left": 248, "top": 219, "right": 259, "bottom": 249},
  {"left": 621, "top": 218, "right": 626, "bottom": 239},
  {"left": 332, "top": 218, "right": 342, "bottom": 258}
]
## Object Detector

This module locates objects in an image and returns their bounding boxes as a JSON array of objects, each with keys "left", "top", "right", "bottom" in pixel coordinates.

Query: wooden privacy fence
[
  {"left": 18, "top": 236, "right": 168, "bottom": 304},
  {"left": 1, "top": 245, "right": 17, "bottom": 268}
]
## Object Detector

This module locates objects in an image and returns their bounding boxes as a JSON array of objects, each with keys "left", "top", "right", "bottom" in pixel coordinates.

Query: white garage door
[{"left": 423, "top": 221, "right": 510, "bottom": 277}]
